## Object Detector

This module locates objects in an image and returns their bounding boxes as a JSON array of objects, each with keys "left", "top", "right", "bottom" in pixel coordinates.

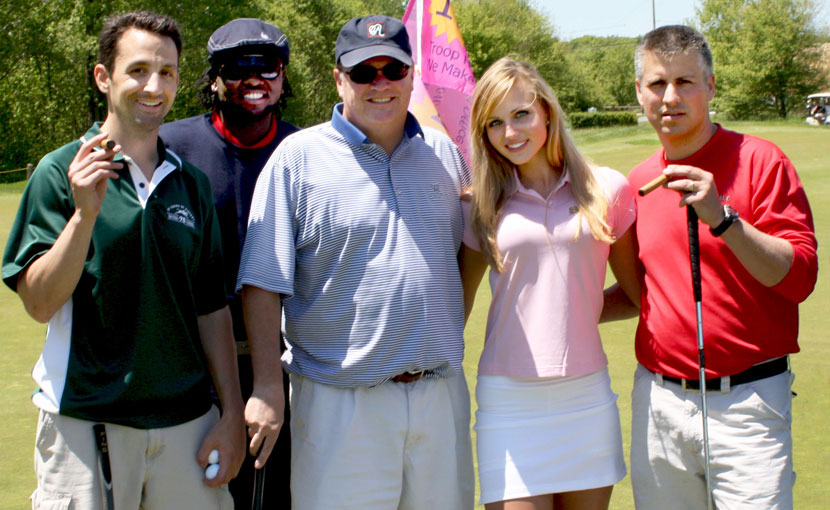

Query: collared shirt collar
[
  {"left": 82, "top": 123, "right": 182, "bottom": 208},
  {"left": 330, "top": 103, "right": 424, "bottom": 148},
  {"left": 510, "top": 165, "right": 571, "bottom": 200},
  {"left": 82, "top": 122, "right": 182, "bottom": 172}
]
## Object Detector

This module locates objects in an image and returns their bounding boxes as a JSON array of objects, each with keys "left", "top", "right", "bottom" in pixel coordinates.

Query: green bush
[{"left": 569, "top": 111, "right": 638, "bottom": 129}]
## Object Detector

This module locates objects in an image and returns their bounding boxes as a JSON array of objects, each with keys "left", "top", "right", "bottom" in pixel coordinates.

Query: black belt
[
  {"left": 656, "top": 357, "right": 788, "bottom": 392},
  {"left": 390, "top": 370, "right": 429, "bottom": 383}
]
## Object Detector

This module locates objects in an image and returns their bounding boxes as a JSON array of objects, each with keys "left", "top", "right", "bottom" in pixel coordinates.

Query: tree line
[{"left": 1, "top": 0, "right": 827, "bottom": 172}]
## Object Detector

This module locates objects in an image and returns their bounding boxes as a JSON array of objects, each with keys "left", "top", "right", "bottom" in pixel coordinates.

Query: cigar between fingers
[
  {"left": 638, "top": 174, "right": 669, "bottom": 196},
  {"left": 99, "top": 139, "right": 116, "bottom": 150}
]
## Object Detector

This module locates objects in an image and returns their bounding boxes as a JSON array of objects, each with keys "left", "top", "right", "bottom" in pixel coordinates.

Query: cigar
[
  {"left": 638, "top": 174, "right": 669, "bottom": 196},
  {"left": 99, "top": 139, "right": 116, "bottom": 150}
]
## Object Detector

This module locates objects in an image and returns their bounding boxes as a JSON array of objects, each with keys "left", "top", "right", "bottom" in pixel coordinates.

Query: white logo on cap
[
  {"left": 261, "top": 32, "right": 269, "bottom": 39},
  {"left": 367, "top": 22, "right": 385, "bottom": 38}
]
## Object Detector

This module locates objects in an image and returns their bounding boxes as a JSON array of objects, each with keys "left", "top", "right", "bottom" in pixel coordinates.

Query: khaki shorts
[
  {"left": 32, "top": 407, "right": 232, "bottom": 510},
  {"left": 289, "top": 372, "right": 475, "bottom": 510},
  {"left": 630, "top": 364, "right": 795, "bottom": 510}
]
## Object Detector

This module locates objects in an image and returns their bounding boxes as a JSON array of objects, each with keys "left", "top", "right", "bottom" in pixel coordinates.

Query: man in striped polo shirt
[{"left": 238, "top": 15, "right": 474, "bottom": 509}]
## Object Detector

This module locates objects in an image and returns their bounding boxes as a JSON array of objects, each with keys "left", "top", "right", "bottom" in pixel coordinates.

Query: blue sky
[
  {"left": 533, "top": 0, "right": 830, "bottom": 40},
  {"left": 534, "top": 0, "right": 698, "bottom": 40}
]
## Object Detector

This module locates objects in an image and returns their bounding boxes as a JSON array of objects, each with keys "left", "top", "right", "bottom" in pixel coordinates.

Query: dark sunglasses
[
  {"left": 221, "top": 65, "right": 282, "bottom": 81},
  {"left": 345, "top": 62, "right": 410, "bottom": 84}
]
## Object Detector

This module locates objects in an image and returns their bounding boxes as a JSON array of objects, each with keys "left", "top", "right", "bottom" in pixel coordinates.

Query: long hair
[{"left": 469, "top": 56, "right": 613, "bottom": 271}]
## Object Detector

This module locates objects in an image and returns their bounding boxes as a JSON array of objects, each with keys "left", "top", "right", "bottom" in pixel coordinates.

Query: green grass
[
  {"left": 1, "top": 121, "right": 828, "bottom": 509},
  {"left": 0, "top": 190, "right": 44, "bottom": 509}
]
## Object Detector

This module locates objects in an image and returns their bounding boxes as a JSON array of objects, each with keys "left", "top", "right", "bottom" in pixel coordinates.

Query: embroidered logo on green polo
[{"left": 166, "top": 205, "right": 196, "bottom": 229}]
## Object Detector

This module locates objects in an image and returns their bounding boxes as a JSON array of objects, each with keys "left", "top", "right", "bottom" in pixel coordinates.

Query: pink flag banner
[{"left": 402, "top": 0, "right": 476, "bottom": 163}]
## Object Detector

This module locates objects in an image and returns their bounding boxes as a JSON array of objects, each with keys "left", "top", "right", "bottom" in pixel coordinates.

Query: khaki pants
[
  {"left": 32, "top": 407, "right": 233, "bottom": 510},
  {"left": 630, "top": 364, "right": 794, "bottom": 510},
  {"left": 289, "top": 372, "right": 475, "bottom": 510}
]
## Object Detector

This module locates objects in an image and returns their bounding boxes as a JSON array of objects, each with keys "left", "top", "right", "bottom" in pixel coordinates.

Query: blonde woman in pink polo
[{"left": 461, "top": 57, "right": 641, "bottom": 510}]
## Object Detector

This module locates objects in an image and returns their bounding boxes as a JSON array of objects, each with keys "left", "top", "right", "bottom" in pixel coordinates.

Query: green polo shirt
[{"left": 2, "top": 124, "right": 227, "bottom": 429}]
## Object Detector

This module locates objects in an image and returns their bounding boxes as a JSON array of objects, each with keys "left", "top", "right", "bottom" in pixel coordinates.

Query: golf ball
[
  {"left": 205, "top": 463, "right": 220, "bottom": 480},
  {"left": 208, "top": 449, "right": 219, "bottom": 465}
]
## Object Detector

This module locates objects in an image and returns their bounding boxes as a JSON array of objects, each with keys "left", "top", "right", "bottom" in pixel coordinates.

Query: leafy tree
[
  {"left": 0, "top": 0, "right": 252, "bottom": 170},
  {"left": 697, "top": 0, "right": 825, "bottom": 118},
  {"left": 564, "top": 36, "right": 639, "bottom": 108},
  {"left": 453, "top": 0, "right": 597, "bottom": 112},
  {"left": 0, "top": 0, "right": 585, "bottom": 171}
]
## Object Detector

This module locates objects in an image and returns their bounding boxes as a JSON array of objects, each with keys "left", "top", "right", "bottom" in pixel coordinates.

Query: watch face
[{"left": 710, "top": 204, "right": 739, "bottom": 237}]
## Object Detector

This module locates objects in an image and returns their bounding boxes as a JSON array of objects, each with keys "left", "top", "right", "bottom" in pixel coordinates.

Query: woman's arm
[
  {"left": 601, "top": 227, "right": 642, "bottom": 323},
  {"left": 459, "top": 245, "right": 489, "bottom": 323}
]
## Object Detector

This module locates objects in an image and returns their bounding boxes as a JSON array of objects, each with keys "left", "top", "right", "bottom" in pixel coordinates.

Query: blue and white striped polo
[{"left": 238, "top": 105, "right": 471, "bottom": 387}]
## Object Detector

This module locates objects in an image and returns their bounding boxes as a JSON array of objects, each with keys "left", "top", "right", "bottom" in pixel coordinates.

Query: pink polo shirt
[{"left": 464, "top": 166, "right": 635, "bottom": 378}]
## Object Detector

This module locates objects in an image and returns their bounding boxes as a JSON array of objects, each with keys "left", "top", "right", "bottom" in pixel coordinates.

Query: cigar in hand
[
  {"left": 638, "top": 174, "right": 669, "bottom": 196},
  {"left": 99, "top": 139, "right": 116, "bottom": 151}
]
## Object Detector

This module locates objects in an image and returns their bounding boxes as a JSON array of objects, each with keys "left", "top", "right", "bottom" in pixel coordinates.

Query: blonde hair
[{"left": 469, "top": 56, "right": 614, "bottom": 271}]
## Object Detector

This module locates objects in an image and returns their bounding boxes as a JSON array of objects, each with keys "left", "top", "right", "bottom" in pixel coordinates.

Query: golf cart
[{"left": 806, "top": 92, "right": 830, "bottom": 126}]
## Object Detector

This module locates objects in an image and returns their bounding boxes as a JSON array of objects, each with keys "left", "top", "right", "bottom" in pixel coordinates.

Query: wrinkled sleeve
[
  {"left": 236, "top": 142, "right": 298, "bottom": 297},
  {"left": 2, "top": 157, "right": 73, "bottom": 291},
  {"left": 753, "top": 155, "right": 817, "bottom": 303}
]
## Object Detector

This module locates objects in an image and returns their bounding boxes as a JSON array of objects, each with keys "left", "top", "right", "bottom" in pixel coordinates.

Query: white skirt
[{"left": 474, "top": 368, "right": 626, "bottom": 504}]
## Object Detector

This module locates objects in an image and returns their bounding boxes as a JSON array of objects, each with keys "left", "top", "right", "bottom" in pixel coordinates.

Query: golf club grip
[
  {"left": 687, "top": 206, "right": 702, "bottom": 302},
  {"left": 92, "top": 423, "right": 115, "bottom": 510},
  {"left": 252, "top": 463, "right": 266, "bottom": 510}
]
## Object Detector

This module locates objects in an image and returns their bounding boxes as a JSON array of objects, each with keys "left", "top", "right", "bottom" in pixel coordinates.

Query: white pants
[
  {"left": 289, "top": 372, "right": 475, "bottom": 510},
  {"left": 631, "top": 364, "right": 795, "bottom": 510},
  {"left": 32, "top": 407, "right": 232, "bottom": 510}
]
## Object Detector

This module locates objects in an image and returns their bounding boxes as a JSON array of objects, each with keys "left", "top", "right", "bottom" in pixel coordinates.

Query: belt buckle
[
  {"left": 681, "top": 378, "right": 701, "bottom": 393},
  {"left": 391, "top": 370, "right": 426, "bottom": 383},
  {"left": 682, "top": 376, "right": 729, "bottom": 393}
]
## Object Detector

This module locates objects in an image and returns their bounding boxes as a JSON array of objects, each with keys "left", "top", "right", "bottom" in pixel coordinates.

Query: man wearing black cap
[
  {"left": 161, "top": 17, "right": 299, "bottom": 509},
  {"left": 238, "top": 14, "right": 475, "bottom": 509}
]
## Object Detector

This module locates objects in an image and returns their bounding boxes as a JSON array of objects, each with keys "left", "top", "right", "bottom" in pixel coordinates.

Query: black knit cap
[
  {"left": 208, "top": 18, "right": 290, "bottom": 66},
  {"left": 335, "top": 15, "right": 412, "bottom": 68}
]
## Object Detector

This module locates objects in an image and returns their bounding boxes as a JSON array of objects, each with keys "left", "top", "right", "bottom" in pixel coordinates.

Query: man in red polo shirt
[{"left": 628, "top": 25, "right": 818, "bottom": 510}]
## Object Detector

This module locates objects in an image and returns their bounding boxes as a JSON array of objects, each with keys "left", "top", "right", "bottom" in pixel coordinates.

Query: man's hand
[
  {"left": 196, "top": 307, "right": 246, "bottom": 486},
  {"left": 197, "top": 410, "right": 246, "bottom": 487},
  {"left": 661, "top": 164, "right": 794, "bottom": 287},
  {"left": 16, "top": 132, "right": 122, "bottom": 322},
  {"left": 241, "top": 285, "right": 287, "bottom": 469},
  {"left": 663, "top": 164, "right": 724, "bottom": 227},
  {"left": 245, "top": 383, "right": 285, "bottom": 469},
  {"left": 68, "top": 132, "right": 122, "bottom": 219}
]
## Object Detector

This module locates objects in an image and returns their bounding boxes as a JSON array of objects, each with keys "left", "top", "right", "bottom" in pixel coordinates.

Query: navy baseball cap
[
  {"left": 335, "top": 15, "right": 412, "bottom": 68},
  {"left": 208, "top": 18, "right": 290, "bottom": 66}
]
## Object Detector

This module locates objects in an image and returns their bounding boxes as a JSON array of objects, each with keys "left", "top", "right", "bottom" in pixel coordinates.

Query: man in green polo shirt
[{"left": 2, "top": 11, "right": 244, "bottom": 509}]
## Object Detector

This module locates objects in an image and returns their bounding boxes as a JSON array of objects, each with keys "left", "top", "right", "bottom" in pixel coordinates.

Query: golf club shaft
[
  {"left": 252, "top": 463, "right": 266, "bottom": 510},
  {"left": 687, "top": 206, "right": 713, "bottom": 510}
]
